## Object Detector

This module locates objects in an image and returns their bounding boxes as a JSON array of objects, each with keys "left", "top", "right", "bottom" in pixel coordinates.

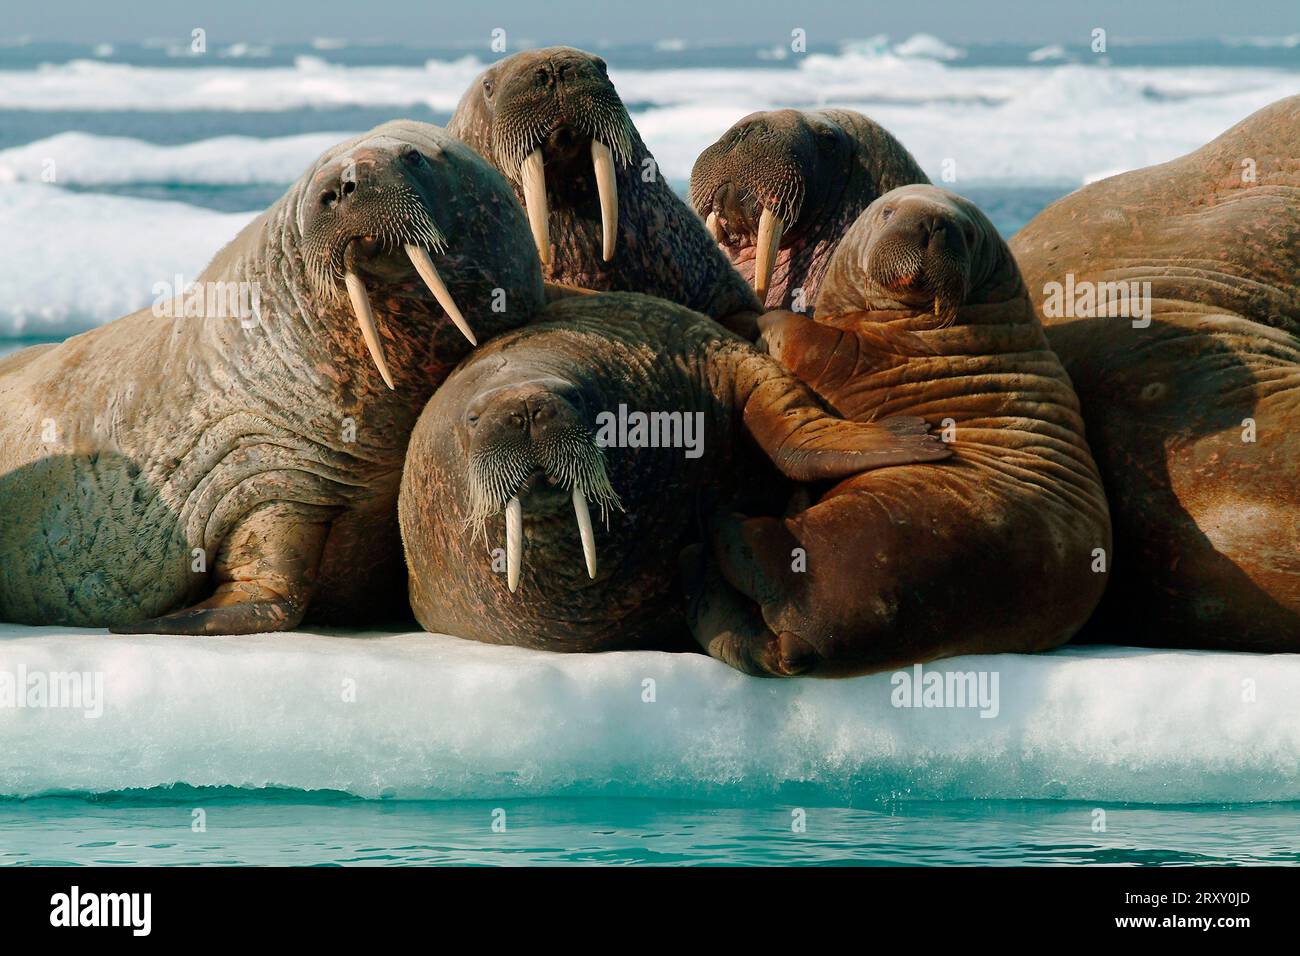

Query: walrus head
[
  {"left": 690, "top": 110, "right": 845, "bottom": 297},
  {"left": 690, "top": 109, "right": 928, "bottom": 304},
  {"left": 449, "top": 47, "right": 636, "bottom": 266},
  {"left": 816, "top": 185, "right": 1011, "bottom": 327},
  {"left": 297, "top": 126, "right": 495, "bottom": 388},
  {"left": 458, "top": 367, "right": 622, "bottom": 592}
]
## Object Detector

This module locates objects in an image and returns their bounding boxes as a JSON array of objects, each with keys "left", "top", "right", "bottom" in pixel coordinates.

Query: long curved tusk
[
  {"left": 705, "top": 211, "right": 723, "bottom": 242},
  {"left": 344, "top": 269, "right": 395, "bottom": 390},
  {"left": 572, "top": 487, "right": 597, "bottom": 579},
  {"left": 591, "top": 139, "right": 618, "bottom": 262},
  {"left": 505, "top": 496, "right": 522, "bottom": 593},
  {"left": 405, "top": 244, "right": 476, "bottom": 346},
  {"left": 520, "top": 148, "right": 551, "bottom": 267},
  {"left": 754, "top": 206, "right": 784, "bottom": 302}
]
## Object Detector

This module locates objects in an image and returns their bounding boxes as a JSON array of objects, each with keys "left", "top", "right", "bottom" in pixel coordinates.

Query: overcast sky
[{"left": 10, "top": 0, "right": 1300, "bottom": 45}]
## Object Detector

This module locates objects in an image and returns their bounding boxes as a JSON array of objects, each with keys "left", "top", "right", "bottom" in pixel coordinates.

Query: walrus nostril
[
  {"left": 341, "top": 180, "right": 356, "bottom": 197},
  {"left": 319, "top": 189, "right": 338, "bottom": 208}
]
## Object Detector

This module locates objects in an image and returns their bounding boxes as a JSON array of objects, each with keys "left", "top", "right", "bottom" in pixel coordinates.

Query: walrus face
[
  {"left": 459, "top": 369, "right": 622, "bottom": 592},
  {"left": 689, "top": 110, "right": 853, "bottom": 298},
  {"left": 298, "top": 132, "right": 477, "bottom": 387},
  {"left": 463, "top": 47, "right": 635, "bottom": 266},
  {"left": 822, "top": 185, "right": 997, "bottom": 326}
]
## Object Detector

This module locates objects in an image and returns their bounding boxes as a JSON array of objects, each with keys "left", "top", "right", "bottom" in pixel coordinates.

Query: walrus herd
[{"left": 1, "top": 47, "right": 1295, "bottom": 672}]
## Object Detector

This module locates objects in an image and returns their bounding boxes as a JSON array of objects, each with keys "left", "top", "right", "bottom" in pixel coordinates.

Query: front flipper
[
  {"left": 758, "top": 310, "right": 932, "bottom": 384},
  {"left": 732, "top": 317, "right": 950, "bottom": 482},
  {"left": 679, "top": 543, "right": 814, "bottom": 677},
  {"left": 110, "top": 503, "right": 332, "bottom": 636},
  {"left": 110, "top": 585, "right": 302, "bottom": 636},
  {"left": 743, "top": 390, "right": 949, "bottom": 482}
]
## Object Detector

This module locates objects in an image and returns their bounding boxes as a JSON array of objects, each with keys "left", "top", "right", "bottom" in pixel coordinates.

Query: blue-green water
[{"left": 2, "top": 790, "right": 1297, "bottom": 866}]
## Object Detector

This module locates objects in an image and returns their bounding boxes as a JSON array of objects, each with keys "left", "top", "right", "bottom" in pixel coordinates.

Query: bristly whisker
[
  {"left": 462, "top": 429, "right": 623, "bottom": 543},
  {"left": 301, "top": 183, "right": 449, "bottom": 301}
]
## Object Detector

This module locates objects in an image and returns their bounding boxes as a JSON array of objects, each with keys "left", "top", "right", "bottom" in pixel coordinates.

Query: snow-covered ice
[
  {"left": 0, "top": 184, "right": 255, "bottom": 338},
  {"left": 2, "top": 625, "right": 1296, "bottom": 804}
]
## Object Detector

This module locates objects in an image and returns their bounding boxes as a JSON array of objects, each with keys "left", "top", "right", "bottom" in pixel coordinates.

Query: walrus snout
[
  {"left": 481, "top": 48, "right": 633, "bottom": 267},
  {"left": 467, "top": 378, "right": 589, "bottom": 446},
  {"left": 858, "top": 188, "right": 981, "bottom": 322},
  {"left": 461, "top": 374, "right": 621, "bottom": 592},
  {"left": 689, "top": 110, "right": 840, "bottom": 300},
  {"left": 300, "top": 136, "right": 478, "bottom": 386}
]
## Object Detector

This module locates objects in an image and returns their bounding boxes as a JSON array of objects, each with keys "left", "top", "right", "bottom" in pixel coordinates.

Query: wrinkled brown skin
[
  {"left": 1011, "top": 96, "right": 1300, "bottom": 649},
  {"left": 690, "top": 108, "right": 928, "bottom": 312},
  {"left": 0, "top": 121, "right": 542, "bottom": 633},
  {"left": 447, "top": 47, "right": 762, "bottom": 338},
  {"left": 399, "top": 293, "right": 948, "bottom": 652},
  {"left": 691, "top": 185, "right": 1111, "bottom": 677}
]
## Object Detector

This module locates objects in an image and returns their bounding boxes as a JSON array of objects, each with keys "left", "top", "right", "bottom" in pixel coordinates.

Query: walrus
[
  {"left": 447, "top": 47, "right": 762, "bottom": 336},
  {"left": 689, "top": 108, "right": 928, "bottom": 312},
  {"left": 1010, "top": 95, "right": 1300, "bottom": 649},
  {"left": 687, "top": 185, "right": 1112, "bottom": 676},
  {"left": 0, "top": 121, "right": 541, "bottom": 633},
  {"left": 397, "top": 292, "right": 950, "bottom": 651}
]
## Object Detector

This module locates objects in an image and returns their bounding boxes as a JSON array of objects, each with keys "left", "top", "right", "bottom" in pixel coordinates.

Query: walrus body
[
  {"left": 447, "top": 47, "right": 761, "bottom": 335},
  {"left": 690, "top": 108, "right": 928, "bottom": 311},
  {"left": 691, "top": 185, "right": 1111, "bottom": 676},
  {"left": 398, "top": 293, "right": 948, "bottom": 652},
  {"left": 1011, "top": 96, "right": 1300, "bottom": 648},
  {"left": 0, "top": 122, "right": 541, "bottom": 633}
]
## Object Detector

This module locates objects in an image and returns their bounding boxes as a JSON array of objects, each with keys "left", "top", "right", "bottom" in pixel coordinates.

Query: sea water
[
  {"left": 5, "top": 791, "right": 1300, "bottom": 866},
  {"left": 1, "top": 35, "right": 1299, "bottom": 865}
]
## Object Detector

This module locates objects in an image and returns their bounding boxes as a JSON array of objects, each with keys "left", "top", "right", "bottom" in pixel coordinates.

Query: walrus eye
[
  {"left": 467, "top": 411, "right": 480, "bottom": 427},
  {"left": 880, "top": 206, "right": 894, "bottom": 222},
  {"left": 482, "top": 78, "right": 494, "bottom": 97}
]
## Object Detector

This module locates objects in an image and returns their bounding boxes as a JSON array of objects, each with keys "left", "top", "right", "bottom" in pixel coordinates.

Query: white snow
[
  {"left": 0, "top": 131, "right": 348, "bottom": 186},
  {"left": 0, "top": 56, "right": 484, "bottom": 112},
  {"left": 892, "top": 33, "right": 966, "bottom": 61},
  {"left": 0, "top": 53, "right": 1293, "bottom": 189},
  {"left": 0, "top": 184, "right": 255, "bottom": 338},
  {"left": 2, "top": 624, "right": 1296, "bottom": 804}
]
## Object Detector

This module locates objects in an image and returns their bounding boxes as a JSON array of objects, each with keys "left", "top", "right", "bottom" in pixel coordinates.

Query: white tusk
[
  {"left": 405, "top": 244, "right": 476, "bottom": 346},
  {"left": 344, "top": 269, "right": 395, "bottom": 390},
  {"left": 591, "top": 139, "right": 618, "bottom": 262},
  {"left": 572, "top": 488, "right": 597, "bottom": 579},
  {"left": 505, "top": 496, "right": 522, "bottom": 593},
  {"left": 520, "top": 148, "right": 551, "bottom": 267},
  {"left": 754, "top": 206, "right": 785, "bottom": 302},
  {"left": 705, "top": 211, "right": 723, "bottom": 242}
]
